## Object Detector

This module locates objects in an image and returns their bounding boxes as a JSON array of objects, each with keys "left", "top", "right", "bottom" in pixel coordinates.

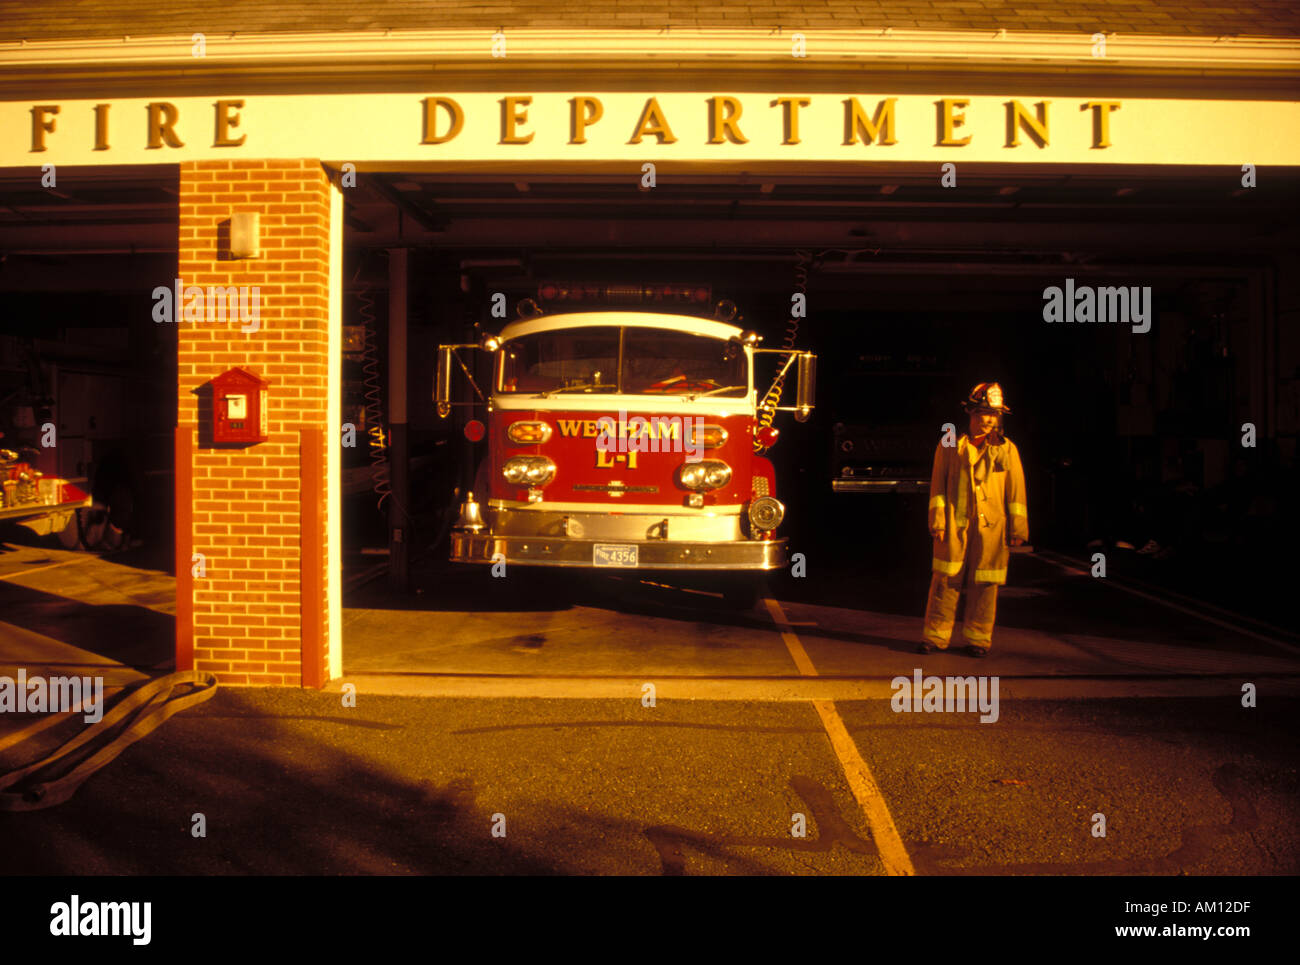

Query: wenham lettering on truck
[{"left": 557, "top": 418, "right": 682, "bottom": 440}]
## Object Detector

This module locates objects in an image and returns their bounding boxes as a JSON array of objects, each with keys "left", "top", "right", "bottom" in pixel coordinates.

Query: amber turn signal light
[
  {"left": 507, "top": 421, "right": 553, "bottom": 444},
  {"left": 690, "top": 424, "right": 729, "bottom": 449}
]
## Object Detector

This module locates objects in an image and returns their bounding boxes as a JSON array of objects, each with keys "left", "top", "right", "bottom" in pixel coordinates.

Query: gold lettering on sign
[
  {"left": 422, "top": 97, "right": 465, "bottom": 144},
  {"left": 938, "top": 98, "right": 971, "bottom": 146},
  {"left": 31, "top": 105, "right": 59, "bottom": 151},
  {"left": 569, "top": 96, "right": 604, "bottom": 144},
  {"left": 214, "top": 100, "right": 247, "bottom": 147},
  {"left": 1082, "top": 101, "right": 1122, "bottom": 148},
  {"left": 707, "top": 96, "right": 748, "bottom": 144},
  {"left": 94, "top": 103, "right": 110, "bottom": 150},
  {"left": 629, "top": 98, "right": 677, "bottom": 145},
  {"left": 15, "top": 93, "right": 1131, "bottom": 157},
  {"left": 844, "top": 98, "right": 898, "bottom": 146},
  {"left": 771, "top": 96, "right": 811, "bottom": 145},
  {"left": 596, "top": 450, "right": 639, "bottom": 469},
  {"left": 501, "top": 96, "right": 534, "bottom": 144},
  {"left": 147, "top": 102, "right": 184, "bottom": 149},
  {"left": 1007, "top": 100, "right": 1050, "bottom": 147}
]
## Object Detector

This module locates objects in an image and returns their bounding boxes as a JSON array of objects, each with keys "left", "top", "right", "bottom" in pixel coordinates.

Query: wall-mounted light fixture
[{"left": 229, "top": 211, "right": 261, "bottom": 258}]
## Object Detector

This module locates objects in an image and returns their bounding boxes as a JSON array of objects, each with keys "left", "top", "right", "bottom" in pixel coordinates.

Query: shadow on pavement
[
  {"left": 1, "top": 689, "right": 633, "bottom": 874},
  {"left": 0, "top": 579, "right": 173, "bottom": 673}
]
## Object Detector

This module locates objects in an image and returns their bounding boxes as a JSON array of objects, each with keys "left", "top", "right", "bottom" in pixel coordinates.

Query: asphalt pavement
[{"left": 2, "top": 517, "right": 1298, "bottom": 875}]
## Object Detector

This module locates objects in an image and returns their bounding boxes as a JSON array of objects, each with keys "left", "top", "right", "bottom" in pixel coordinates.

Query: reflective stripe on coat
[{"left": 927, "top": 433, "right": 1029, "bottom": 585}]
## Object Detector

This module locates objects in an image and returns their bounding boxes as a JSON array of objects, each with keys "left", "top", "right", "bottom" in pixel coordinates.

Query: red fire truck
[{"left": 436, "top": 292, "right": 815, "bottom": 589}]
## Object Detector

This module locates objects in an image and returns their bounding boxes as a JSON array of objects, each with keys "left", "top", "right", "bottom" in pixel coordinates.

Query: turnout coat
[{"left": 927, "top": 433, "right": 1029, "bottom": 585}]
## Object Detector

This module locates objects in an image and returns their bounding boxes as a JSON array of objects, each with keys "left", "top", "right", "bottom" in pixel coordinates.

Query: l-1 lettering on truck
[{"left": 436, "top": 298, "right": 814, "bottom": 587}]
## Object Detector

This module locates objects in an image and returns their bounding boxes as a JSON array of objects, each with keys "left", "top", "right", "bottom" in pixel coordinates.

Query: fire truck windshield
[{"left": 499, "top": 326, "right": 747, "bottom": 398}]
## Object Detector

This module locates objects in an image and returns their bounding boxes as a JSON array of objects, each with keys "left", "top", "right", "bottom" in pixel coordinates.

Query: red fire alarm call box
[{"left": 212, "top": 367, "right": 269, "bottom": 444}]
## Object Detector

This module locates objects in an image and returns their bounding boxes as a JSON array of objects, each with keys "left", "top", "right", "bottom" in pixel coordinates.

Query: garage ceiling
[{"left": 0, "top": 165, "right": 1295, "bottom": 290}]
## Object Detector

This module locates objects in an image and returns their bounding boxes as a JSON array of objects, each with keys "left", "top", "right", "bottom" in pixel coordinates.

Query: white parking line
[{"left": 764, "top": 596, "right": 916, "bottom": 877}]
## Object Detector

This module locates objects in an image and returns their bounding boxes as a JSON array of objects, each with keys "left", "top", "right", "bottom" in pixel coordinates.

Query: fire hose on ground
[{"left": 0, "top": 670, "right": 218, "bottom": 812}]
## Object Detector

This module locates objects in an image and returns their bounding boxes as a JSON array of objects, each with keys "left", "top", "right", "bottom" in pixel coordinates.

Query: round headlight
[
  {"left": 503, "top": 456, "right": 555, "bottom": 487},
  {"left": 748, "top": 495, "right": 785, "bottom": 532},
  {"left": 679, "top": 460, "right": 732, "bottom": 492},
  {"left": 704, "top": 463, "right": 732, "bottom": 489},
  {"left": 679, "top": 464, "right": 706, "bottom": 489},
  {"left": 524, "top": 460, "right": 554, "bottom": 485}
]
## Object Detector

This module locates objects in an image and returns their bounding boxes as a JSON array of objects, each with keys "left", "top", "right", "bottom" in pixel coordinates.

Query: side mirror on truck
[
  {"left": 435, "top": 335, "right": 498, "bottom": 417},
  {"left": 435, "top": 346, "right": 455, "bottom": 418},
  {"left": 755, "top": 348, "right": 816, "bottom": 423},
  {"left": 794, "top": 352, "right": 816, "bottom": 423}
]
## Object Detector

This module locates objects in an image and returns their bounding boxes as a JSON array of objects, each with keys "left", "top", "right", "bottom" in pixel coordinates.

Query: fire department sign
[{"left": 3, "top": 91, "right": 1297, "bottom": 166}]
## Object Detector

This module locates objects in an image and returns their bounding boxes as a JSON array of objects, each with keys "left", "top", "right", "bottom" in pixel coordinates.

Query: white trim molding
[{"left": 2, "top": 28, "right": 1298, "bottom": 76}]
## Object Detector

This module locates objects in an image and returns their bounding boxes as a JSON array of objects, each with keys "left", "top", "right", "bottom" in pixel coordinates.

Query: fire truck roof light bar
[{"left": 538, "top": 283, "right": 712, "bottom": 306}]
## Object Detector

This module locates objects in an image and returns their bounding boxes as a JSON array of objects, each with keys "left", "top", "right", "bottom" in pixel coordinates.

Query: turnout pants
[{"left": 922, "top": 536, "right": 999, "bottom": 650}]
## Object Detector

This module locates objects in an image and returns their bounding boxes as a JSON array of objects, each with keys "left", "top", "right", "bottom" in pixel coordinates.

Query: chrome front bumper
[
  {"left": 449, "top": 531, "right": 787, "bottom": 569},
  {"left": 450, "top": 502, "right": 786, "bottom": 569}
]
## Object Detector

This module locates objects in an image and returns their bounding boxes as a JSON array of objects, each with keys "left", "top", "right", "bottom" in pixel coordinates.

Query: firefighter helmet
[{"left": 963, "top": 381, "right": 1012, "bottom": 415}]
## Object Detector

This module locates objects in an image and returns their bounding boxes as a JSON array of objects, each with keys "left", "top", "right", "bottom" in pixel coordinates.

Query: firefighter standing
[{"left": 920, "top": 382, "right": 1028, "bottom": 656}]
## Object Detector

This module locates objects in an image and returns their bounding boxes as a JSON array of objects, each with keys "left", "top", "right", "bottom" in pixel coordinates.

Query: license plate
[{"left": 593, "top": 543, "right": 638, "bottom": 567}]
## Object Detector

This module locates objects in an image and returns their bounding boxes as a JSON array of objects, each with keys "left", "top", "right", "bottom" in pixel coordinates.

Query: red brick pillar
[{"left": 176, "top": 159, "right": 334, "bottom": 686}]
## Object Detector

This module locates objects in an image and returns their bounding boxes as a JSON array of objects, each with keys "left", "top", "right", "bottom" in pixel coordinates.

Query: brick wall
[{"left": 177, "top": 159, "right": 332, "bottom": 686}]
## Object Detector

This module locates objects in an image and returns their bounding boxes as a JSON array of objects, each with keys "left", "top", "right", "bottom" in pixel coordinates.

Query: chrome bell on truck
[{"left": 454, "top": 491, "right": 485, "bottom": 534}]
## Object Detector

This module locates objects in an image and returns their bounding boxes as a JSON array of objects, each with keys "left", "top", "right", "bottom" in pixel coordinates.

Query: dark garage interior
[{"left": 336, "top": 164, "right": 1300, "bottom": 649}]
